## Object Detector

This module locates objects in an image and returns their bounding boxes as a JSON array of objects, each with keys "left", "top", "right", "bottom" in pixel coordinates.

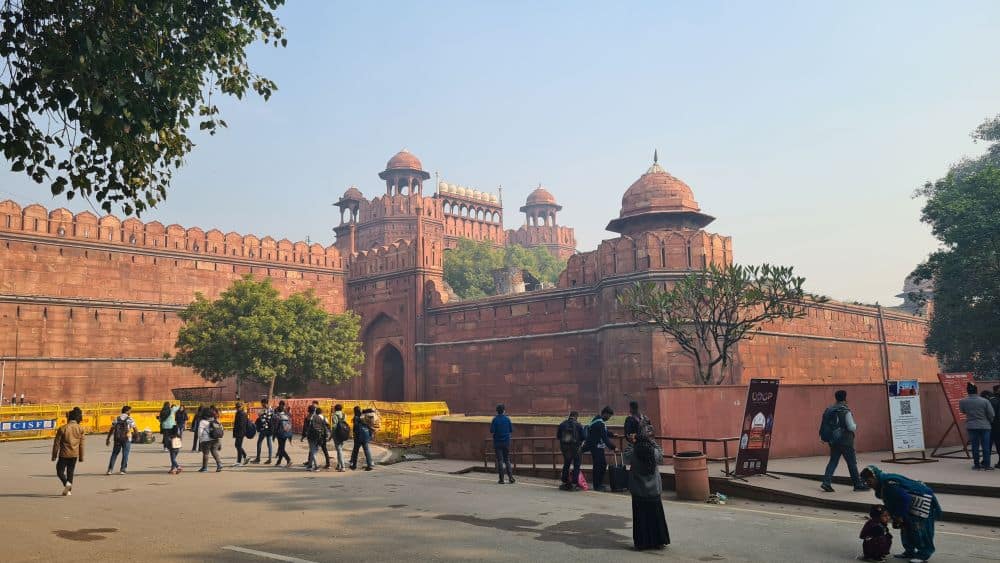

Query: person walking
[
  {"left": 105, "top": 405, "right": 136, "bottom": 475},
  {"left": 556, "top": 411, "right": 584, "bottom": 490},
  {"left": 583, "top": 406, "right": 616, "bottom": 492},
  {"left": 302, "top": 404, "right": 318, "bottom": 469},
  {"left": 190, "top": 405, "right": 204, "bottom": 452},
  {"left": 232, "top": 402, "right": 249, "bottom": 467},
  {"left": 990, "top": 385, "right": 1000, "bottom": 468},
  {"left": 196, "top": 407, "right": 224, "bottom": 473},
  {"left": 175, "top": 405, "right": 188, "bottom": 440},
  {"left": 159, "top": 402, "right": 179, "bottom": 452},
  {"left": 252, "top": 399, "right": 274, "bottom": 464},
  {"left": 306, "top": 407, "right": 331, "bottom": 471},
  {"left": 628, "top": 435, "right": 670, "bottom": 551},
  {"left": 52, "top": 407, "right": 85, "bottom": 496},
  {"left": 165, "top": 424, "right": 182, "bottom": 475},
  {"left": 273, "top": 404, "right": 293, "bottom": 468},
  {"left": 959, "top": 383, "right": 995, "bottom": 470},
  {"left": 349, "top": 405, "right": 374, "bottom": 471},
  {"left": 861, "top": 465, "right": 941, "bottom": 562},
  {"left": 331, "top": 404, "right": 348, "bottom": 471},
  {"left": 819, "top": 390, "right": 868, "bottom": 492},
  {"left": 490, "top": 404, "right": 515, "bottom": 484},
  {"left": 158, "top": 401, "right": 171, "bottom": 451}
]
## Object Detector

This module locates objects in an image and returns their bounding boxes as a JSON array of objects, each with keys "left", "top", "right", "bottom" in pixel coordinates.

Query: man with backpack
[
  {"left": 583, "top": 406, "right": 617, "bottom": 492},
  {"left": 252, "top": 399, "right": 274, "bottom": 465},
  {"left": 106, "top": 405, "right": 136, "bottom": 475},
  {"left": 232, "top": 402, "right": 250, "bottom": 467},
  {"left": 819, "top": 390, "right": 867, "bottom": 492},
  {"left": 273, "top": 404, "right": 294, "bottom": 468},
  {"left": 197, "top": 407, "right": 225, "bottom": 473},
  {"left": 556, "top": 411, "right": 584, "bottom": 490},
  {"left": 306, "top": 407, "right": 331, "bottom": 471},
  {"left": 331, "top": 404, "right": 350, "bottom": 471}
]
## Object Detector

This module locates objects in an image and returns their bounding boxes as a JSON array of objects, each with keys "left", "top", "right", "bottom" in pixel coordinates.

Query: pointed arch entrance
[{"left": 377, "top": 344, "right": 405, "bottom": 402}]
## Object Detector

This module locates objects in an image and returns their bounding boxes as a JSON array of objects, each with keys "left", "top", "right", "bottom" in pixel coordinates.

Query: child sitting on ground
[{"left": 859, "top": 504, "right": 893, "bottom": 562}]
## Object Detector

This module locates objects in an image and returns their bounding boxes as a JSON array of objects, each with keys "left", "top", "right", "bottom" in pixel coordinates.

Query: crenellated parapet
[
  {"left": 0, "top": 200, "right": 345, "bottom": 270},
  {"left": 558, "top": 229, "right": 732, "bottom": 287}
]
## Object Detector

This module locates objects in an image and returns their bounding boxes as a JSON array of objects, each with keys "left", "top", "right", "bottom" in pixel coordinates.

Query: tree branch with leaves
[
  {"left": 618, "top": 263, "right": 818, "bottom": 385},
  {"left": 1, "top": 0, "right": 286, "bottom": 215}
]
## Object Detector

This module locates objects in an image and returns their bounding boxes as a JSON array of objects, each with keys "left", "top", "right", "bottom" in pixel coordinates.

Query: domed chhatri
[
  {"left": 606, "top": 151, "right": 714, "bottom": 235},
  {"left": 385, "top": 148, "right": 423, "bottom": 171},
  {"left": 341, "top": 186, "right": 364, "bottom": 201},
  {"left": 520, "top": 184, "right": 562, "bottom": 213},
  {"left": 525, "top": 186, "right": 558, "bottom": 206}
]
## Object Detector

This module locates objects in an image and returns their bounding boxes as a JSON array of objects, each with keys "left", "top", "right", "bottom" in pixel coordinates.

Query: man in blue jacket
[
  {"left": 490, "top": 404, "right": 515, "bottom": 484},
  {"left": 584, "top": 406, "right": 616, "bottom": 491},
  {"left": 556, "top": 411, "right": 584, "bottom": 490}
]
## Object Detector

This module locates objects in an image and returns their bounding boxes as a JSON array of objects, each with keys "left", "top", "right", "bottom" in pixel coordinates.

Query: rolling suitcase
[{"left": 608, "top": 451, "right": 628, "bottom": 492}]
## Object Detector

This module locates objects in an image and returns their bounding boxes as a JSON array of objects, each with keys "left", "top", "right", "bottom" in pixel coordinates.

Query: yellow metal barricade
[{"left": 1, "top": 398, "right": 449, "bottom": 445}]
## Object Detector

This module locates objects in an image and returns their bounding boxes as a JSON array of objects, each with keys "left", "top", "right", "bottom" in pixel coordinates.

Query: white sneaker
[
  {"left": 118, "top": 471, "right": 126, "bottom": 475},
  {"left": 106, "top": 470, "right": 113, "bottom": 475},
  {"left": 62, "top": 483, "right": 72, "bottom": 496}
]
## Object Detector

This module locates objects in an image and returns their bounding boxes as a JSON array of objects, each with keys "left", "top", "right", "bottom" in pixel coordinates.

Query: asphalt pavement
[{"left": 0, "top": 437, "right": 996, "bottom": 562}]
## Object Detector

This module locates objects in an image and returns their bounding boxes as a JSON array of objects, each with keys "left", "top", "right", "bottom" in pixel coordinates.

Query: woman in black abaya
[{"left": 628, "top": 435, "right": 670, "bottom": 550}]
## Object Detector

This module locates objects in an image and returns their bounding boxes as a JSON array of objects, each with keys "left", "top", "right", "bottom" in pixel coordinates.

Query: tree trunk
[{"left": 267, "top": 377, "right": 277, "bottom": 403}]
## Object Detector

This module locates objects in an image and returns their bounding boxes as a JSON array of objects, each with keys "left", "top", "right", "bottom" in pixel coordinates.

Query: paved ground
[
  {"left": 766, "top": 450, "right": 1000, "bottom": 488},
  {"left": 1, "top": 438, "right": 997, "bottom": 562}
]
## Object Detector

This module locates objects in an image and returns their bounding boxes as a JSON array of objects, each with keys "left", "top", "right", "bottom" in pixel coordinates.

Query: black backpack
[
  {"left": 307, "top": 416, "right": 328, "bottom": 442},
  {"left": 113, "top": 417, "right": 131, "bottom": 444},
  {"left": 334, "top": 417, "right": 351, "bottom": 443},
  {"left": 818, "top": 407, "right": 845, "bottom": 444},
  {"left": 208, "top": 419, "right": 225, "bottom": 440},
  {"left": 559, "top": 420, "right": 580, "bottom": 445}
]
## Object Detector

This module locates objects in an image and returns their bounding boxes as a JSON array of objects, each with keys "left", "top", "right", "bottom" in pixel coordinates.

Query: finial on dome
[{"left": 653, "top": 149, "right": 658, "bottom": 164}]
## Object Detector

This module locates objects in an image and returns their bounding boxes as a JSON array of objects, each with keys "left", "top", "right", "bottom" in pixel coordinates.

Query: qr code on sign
[{"left": 900, "top": 399, "right": 912, "bottom": 415}]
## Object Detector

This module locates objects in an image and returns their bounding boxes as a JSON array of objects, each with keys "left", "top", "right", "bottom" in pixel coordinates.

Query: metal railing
[{"left": 483, "top": 435, "right": 741, "bottom": 475}]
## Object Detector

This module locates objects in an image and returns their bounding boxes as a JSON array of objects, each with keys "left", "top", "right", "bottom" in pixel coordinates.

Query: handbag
[{"left": 169, "top": 436, "right": 183, "bottom": 450}]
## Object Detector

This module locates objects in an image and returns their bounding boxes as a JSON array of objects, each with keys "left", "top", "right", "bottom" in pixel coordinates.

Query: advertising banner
[
  {"left": 937, "top": 372, "right": 973, "bottom": 440},
  {"left": 887, "top": 380, "right": 925, "bottom": 453},
  {"left": 734, "top": 378, "right": 780, "bottom": 477}
]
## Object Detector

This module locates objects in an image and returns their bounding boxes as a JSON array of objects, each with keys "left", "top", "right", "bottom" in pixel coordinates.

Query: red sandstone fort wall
[{"left": 0, "top": 201, "right": 347, "bottom": 403}]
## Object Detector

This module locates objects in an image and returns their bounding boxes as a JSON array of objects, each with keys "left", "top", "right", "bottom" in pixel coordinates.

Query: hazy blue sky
[{"left": 2, "top": 1, "right": 998, "bottom": 304}]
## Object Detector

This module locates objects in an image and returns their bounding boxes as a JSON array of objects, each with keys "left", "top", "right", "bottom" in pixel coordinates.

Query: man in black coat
[{"left": 556, "top": 411, "right": 584, "bottom": 490}]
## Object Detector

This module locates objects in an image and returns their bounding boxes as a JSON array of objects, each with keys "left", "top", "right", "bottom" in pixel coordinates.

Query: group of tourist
[
  {"left": 818, "top": 384, "right": 999, "bottom": 562},
  {"left": 490, "top": 400, "right": 670, "bottom": 552},
  {"left": 49, "top": 398, "right": 381, "bottom": 496}
]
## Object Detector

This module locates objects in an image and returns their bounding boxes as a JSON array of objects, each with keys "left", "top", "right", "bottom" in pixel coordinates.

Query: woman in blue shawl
[{"left": 860, "top": 465, "right": 942, "bottom": 562}]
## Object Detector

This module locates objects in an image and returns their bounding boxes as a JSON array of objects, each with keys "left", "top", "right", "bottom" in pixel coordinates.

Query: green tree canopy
[
  {"left": 619, "top": 263, "right": 815, "bottom": 385},
  {"left": 1, "top": 0, "right": 286, "bottom": 215},
  {"left": 172, "top": 276, "right": 363, "bottom": 398},
  {"left": 443, "top": 238, "right": 567, "bottom": 299},
  {"left": 912, "top": 131, "right": 1000, "bottom": 376}
]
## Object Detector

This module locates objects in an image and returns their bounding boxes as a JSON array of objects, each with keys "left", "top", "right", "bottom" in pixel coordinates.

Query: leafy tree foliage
[
  {"left": 172, "top": 276, "right": 363, "bottom": 398},
  {"left": 618, "top": 264, "right": 814, "bottom": 385},
  {"left": 912, "top": 144, "right": 1000, "bottom": 377},
  {"left": 443, "top": 238, "right": 567, "bottom": 299},
  {"left": 0, "top": 0, "right": 286, "bottom": 215}
]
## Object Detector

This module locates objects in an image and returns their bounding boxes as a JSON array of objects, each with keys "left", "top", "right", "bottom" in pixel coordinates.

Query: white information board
[{"left": 887, "top": 380, "right": 925, "bottom": 453}]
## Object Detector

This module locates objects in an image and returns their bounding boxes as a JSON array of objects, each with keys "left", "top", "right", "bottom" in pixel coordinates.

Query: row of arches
[{"left": 442, "top": 201, "right": 501, "bottom": 223}]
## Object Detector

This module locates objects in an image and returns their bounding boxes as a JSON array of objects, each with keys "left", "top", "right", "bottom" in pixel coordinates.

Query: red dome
[
  {"left": 386, "top": 149, "right": 423, "bottom": 171},
  {"left": 606, "top": 156, "right": 714, "bottom": 234},
  {"left": 341, "top": 186, "right": 364, "bottom": 200},
  {"left": 525, "top": 186, "right": 558, "bottom": 206},
  {"left": 619, "top": 162, "right": 700, "bottom": 218}
]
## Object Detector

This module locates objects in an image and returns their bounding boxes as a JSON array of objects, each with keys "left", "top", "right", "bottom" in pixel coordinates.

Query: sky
[{"left": 2, "top": 1, "right": 999, "bottom": 304}]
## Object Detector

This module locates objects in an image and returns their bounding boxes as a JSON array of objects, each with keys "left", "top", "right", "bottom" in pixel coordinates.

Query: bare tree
[{"left": 619, "top": 264, "right": 819, "bottom": 385}]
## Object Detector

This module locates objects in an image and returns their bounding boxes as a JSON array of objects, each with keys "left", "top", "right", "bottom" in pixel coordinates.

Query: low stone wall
[{"left": 432, "top": 381, "right": 995, "bottom": 461}]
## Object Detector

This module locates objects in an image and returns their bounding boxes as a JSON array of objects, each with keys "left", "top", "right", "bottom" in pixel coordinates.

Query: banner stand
[
  {"left": 930, "top": 422, "right": 970, "bottom": 459},
  {"left": 882, "top": 379, "right": 936, "bottom": 465},
  {"left": 732, "top": 379, "right": 781, "bottom": 479}
]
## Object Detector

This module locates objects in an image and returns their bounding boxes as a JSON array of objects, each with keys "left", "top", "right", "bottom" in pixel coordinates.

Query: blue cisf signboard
[{"left": 1, "top": 419, "right": 57, "bottom": 431}]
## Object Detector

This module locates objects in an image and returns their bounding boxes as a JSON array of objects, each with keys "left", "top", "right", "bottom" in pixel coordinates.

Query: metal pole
[{"left": 1, "top": 359, "right": 5, "bottom": 405}]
